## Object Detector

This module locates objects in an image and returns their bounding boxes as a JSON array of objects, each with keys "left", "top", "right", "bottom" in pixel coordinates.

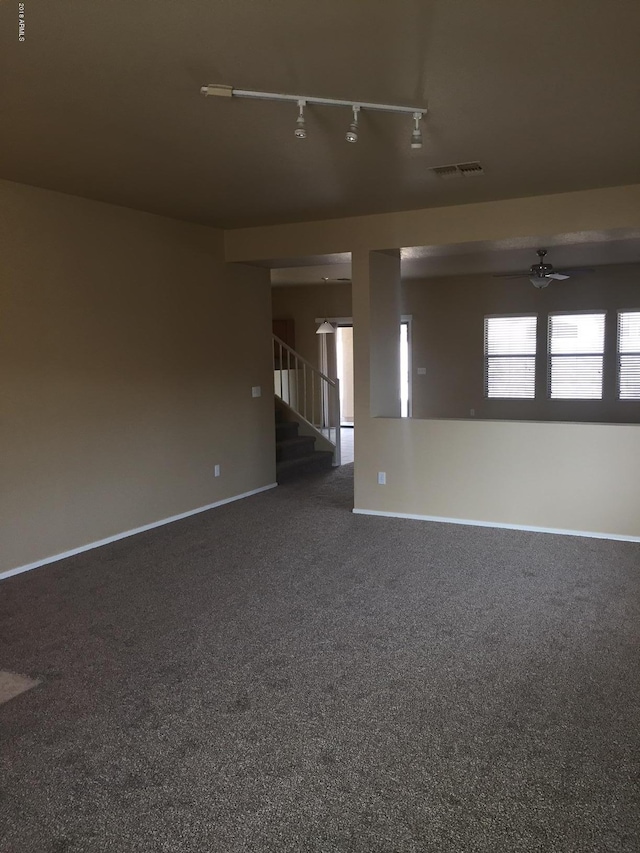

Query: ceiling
[{"left": 2, "top": 1, "right": 640, "bottom": 229}]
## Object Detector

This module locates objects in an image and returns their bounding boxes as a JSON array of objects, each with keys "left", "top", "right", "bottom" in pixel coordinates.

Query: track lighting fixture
[
  {"left": 345, "top": 105, "right": 360, "bottom": 143},
  {"left": 201, "top": 84, "right": 427, "bottom": 149},
  {"left": 411, "top": 112, "right": 423, "bottom": 149},
  {"left": 294, "top": 100, "right": 307, "bottom": 139}
]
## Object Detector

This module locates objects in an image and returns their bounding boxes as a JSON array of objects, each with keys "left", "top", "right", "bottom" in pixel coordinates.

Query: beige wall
[
  {"left": 1, "top": 180, "right": 275, "bottom": 572},
  {"left": 353, "top": 417, "right": 640, "bottom": 538},
  {"left": 406, "top": 263, "right": 640, "bottom": 422}
]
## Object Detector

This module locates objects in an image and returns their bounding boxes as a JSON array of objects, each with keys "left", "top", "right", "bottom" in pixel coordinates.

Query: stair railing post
[
  {"left": 303, "top": 362, "right": 307, "bottom": 422},
  {"left": 334, "top": 378, "right": 341, "bottom": 466}
]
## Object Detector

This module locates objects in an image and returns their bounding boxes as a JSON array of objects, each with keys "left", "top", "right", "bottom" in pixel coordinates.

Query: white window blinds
[
  {"left": 485, "top": 315, "right": 536, "bottom": 398},
  {"left": 549, "top": 313, "right": 605, "bottom": 399},
  {"left": 618, "top": 311, "right": 640, "bottom": 400}
]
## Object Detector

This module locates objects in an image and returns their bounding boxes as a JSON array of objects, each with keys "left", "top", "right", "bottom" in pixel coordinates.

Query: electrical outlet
[
  {"left": 470, "top": 408, "right": 475, "bottom": 417},
  {"left": 251, "top": 386, "right": 262, "bottom": 398},
  {"left": 214, "top": 464, "right": 221, "bottom": 477},
  {"left": 377, "top": 471, "right": 386, "bottom": 485}
]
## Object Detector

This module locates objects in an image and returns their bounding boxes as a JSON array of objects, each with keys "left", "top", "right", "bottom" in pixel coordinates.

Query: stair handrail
[
  {"left": 273, "top": 334, "right": 341, "bottom": 466},
  {"left": 273, "top": 335, "right": 337, "bottom": 388}
]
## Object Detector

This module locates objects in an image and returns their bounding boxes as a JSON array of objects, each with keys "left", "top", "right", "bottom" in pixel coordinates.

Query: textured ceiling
[{"left": 2, "top": 0, "right": 640, "bottom": 228}]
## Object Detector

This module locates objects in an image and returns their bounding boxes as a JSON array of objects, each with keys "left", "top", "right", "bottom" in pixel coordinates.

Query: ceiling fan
[{"left": 494, "top": 249, "right": 593, "bottom": 289}]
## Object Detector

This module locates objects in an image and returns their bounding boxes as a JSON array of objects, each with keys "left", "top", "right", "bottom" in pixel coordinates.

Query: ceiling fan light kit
[
  {"left": 530, "top": 276, "right": 551, "bottom": 290},
  {"left": 201, "top": 84, "right": 427, "bottom": 149}
]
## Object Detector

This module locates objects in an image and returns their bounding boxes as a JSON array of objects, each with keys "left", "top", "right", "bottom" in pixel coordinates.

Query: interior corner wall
[{"left": 0, "top": 180, "right": 275, "bottom": 573}]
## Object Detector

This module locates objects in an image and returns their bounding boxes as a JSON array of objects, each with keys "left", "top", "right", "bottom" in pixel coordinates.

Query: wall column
[
  {"left": 352, "top": 249, "right": 402, "bottom": 419},
  {"left": 352, "top": 249, "right": 402, "bottom": 509}
]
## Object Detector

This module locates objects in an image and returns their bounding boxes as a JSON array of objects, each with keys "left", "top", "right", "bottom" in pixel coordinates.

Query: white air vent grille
[{"left": 431, "top": 161, "right": 484, "bottom": 179}]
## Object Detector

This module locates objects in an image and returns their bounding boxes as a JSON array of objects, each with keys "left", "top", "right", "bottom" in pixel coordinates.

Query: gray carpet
[{"left": 1, "top": 464, "right": 639, "bottom": 852}]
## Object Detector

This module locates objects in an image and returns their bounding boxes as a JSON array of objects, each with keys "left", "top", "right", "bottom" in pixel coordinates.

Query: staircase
[
  {"left": 273, "top": 333, "right": 341, "bottom": 482},
  {"left": 275, "top": 407, "right": 334, "bottom": 482}
]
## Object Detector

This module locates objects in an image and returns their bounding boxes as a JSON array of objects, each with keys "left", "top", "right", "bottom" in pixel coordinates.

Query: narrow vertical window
[
  {"left": 484, "top": 315, "right": 536, "bottom": 398},
  {"left": 548, "top": 313, "right": 605, "bottom": 399},
  {"left": 618, "top": 311, "right": 640, "bottom": 400}
]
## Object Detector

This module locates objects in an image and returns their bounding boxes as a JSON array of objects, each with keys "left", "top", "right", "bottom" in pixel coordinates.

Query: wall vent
[{"left": 430, "top": 161, "right": 484, "bottom": 179}]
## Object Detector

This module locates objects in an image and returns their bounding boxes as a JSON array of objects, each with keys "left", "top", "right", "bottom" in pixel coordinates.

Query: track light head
[
  {"left": 294, "top": 100, "right": 307, "bottom": 139},
  {"left": 411, "top": 112, "right": 423, "bottom": 149},
  {"left": 345, "top": 105, "right": 360, "bottom": 143}
]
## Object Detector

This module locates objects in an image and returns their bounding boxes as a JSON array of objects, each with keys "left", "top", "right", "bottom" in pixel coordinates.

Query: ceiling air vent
[
  {"left": 458, "top": 161, "right": 484, "bottom": 176},
  {"left": 431, "top": 164, "right": 460, "bottom": 180},
  {"left": 430, "top": 161, "right": 484, "bottom": 179}
]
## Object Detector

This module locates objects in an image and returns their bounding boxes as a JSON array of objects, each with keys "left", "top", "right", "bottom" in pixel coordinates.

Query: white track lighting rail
[{"left": 200, "top": 84, "right": 427, "bottom": 118}]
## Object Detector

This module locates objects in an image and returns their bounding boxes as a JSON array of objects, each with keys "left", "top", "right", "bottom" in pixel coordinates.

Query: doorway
[
  {"left": 335, "top": 320, "right": 411, "bottom": 423},
  {"left": 336, "top": 326, "right": 355, "bottom": 426}
]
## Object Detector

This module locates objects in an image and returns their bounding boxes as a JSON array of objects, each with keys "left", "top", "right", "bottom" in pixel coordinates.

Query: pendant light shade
[{"left": 316, "top": 320, "right": 336, "bottom": 334}]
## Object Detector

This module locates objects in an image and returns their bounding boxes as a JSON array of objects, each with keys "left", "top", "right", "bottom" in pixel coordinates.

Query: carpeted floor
[{"left": 1, "top": 464, "right": 639, "bottom": 852}]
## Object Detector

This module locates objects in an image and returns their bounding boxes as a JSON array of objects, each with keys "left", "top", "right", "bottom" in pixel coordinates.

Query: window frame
[
  {"left": 547, "top": 309, "right": 606, "bottom": 401},
  {"left": 484, "top": 312, "right": 538, "bottom": 400},
  {"left": 617, "top": 309, "right": 640, "bottom": 401}
]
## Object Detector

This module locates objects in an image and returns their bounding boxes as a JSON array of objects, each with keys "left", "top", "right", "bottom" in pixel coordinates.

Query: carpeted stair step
[
  {"left": 276, "top": 450, "right": 334, "bottom": 482},
  {"left": 275, "top": 420, "right": 299, "bottom": 442},
  {"left": 276, "top": 435, "right": 316, "bottom": 462}
]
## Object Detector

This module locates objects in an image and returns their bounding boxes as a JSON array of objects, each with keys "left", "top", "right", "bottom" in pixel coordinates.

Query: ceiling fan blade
[
  {"left": 553, "top": 267, "right": 595, "bottom": 275},
  {"left": 546, "top": 272, "right": 570, "bottom": 280}
]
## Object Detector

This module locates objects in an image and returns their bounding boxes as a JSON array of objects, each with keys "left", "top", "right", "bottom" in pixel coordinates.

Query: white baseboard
[
  {"left": 352, "top": 507, "right": 640, "bottom": 543},
  {"left": 1, "top": 483, "right": 278, "bottom": 582}
]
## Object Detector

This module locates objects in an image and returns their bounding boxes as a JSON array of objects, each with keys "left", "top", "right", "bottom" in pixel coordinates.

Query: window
[
  {"left": 484, "top": 315, "right": 536, "bottom": 399},
  {"left": 548, "top": 312, "right": 605, "bottom": 399},
  {"left": 618, "top": 311, "right": 640, "bottom": 400}
]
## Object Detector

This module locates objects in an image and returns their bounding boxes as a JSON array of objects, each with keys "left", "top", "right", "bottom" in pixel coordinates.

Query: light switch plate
[
  {"left": 377, "top": 471, "right": 386, "bottom": 485},
  {"left": 417, "top": 367, "right": 426, "bottom": 375},
  {"left": 251, "top": 386, "right": 262, "bottom": 398}
]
